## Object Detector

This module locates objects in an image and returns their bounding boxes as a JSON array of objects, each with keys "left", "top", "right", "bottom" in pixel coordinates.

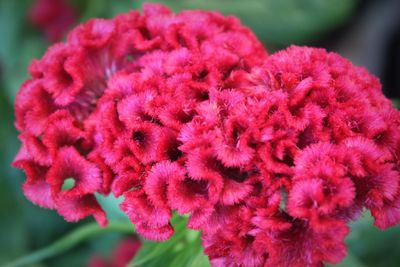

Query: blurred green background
[{"left": 1, "top": 0, "right": 400, "bottom": 266}]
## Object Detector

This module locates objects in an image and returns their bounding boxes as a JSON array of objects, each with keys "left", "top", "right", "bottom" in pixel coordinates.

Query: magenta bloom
[
  {"left": 14, "top": 3, "right": 400, "bottom": 267},
  {"left": 14, "top": 3, "right": 265, "bottom": 235},
  {"left": 182, "top": 46, "right": 400, "bottom": 266}
]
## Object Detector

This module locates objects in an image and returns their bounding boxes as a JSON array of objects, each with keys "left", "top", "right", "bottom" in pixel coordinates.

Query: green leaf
[
  {"left": 129, "top": 217, "right": 187, "bottom": 266},
  {"left": 129, "top": 214, "right": 208, "bottom": 267},
  {"left": 188, "top": 250, "right": 211, "bottom": 267}
]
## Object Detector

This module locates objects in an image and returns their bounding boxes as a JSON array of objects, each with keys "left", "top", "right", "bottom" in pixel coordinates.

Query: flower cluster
[
  {"left": 14, "top": 3, "right": 265, "bottom": 237},
  {"left": 14, "top": 3, "right": 400, "bottom": 267},
  {"left": 189, "top": 46, "right": 400, "bottom": 266}
]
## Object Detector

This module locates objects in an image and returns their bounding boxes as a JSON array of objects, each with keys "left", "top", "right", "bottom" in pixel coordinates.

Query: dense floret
[
  {"left": 14, "top": 3, "right": 266, "bottom": 231},
  {"left": 186, "top": 46, "right": 400, "bottom": 266}
]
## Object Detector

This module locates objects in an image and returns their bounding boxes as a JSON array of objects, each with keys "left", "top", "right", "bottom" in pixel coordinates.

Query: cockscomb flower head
[
  {"left": 180, "top": 46, "right": 400, "bottom": 266},
  {"left": 14, "top": 3, "right": 400, "bottom": 267},
  {"left": 14, "top": 3, "right": 266, "bottom": 238}
]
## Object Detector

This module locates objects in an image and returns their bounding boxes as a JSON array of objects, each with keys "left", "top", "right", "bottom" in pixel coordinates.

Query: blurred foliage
[
  {"left": 331, "top": 212, "right": 400, "bottom": 267},
  {"left": 0, "top": 0, "right": 399, "bottom": 267},
  {"left": 133, "top": 0, "right": 358, "bottom": 46}
]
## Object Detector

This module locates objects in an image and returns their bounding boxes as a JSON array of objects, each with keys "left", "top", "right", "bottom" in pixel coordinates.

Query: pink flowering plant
[{"left": 3, "top": 2, "right": 400, "bottom": 267}]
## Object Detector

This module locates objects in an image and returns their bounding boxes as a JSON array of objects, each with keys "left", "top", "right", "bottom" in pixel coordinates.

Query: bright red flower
[
  {"left": 86, "top": 3, "right": 266, "bottom": 240},
  {"left": 14, "top": 1, "right": 266, "bottom": 244},
  {"left": 181, "top": 46, "right": 400, "bottom": 266},
  {"left": 14, "top": 3, "right": 400, "bottom": 266}
]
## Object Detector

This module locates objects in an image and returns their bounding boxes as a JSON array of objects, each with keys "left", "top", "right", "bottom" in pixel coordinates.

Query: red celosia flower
[
  {"left": 87, "top": 236, "right": 141, "bottom": 267},
  {"left": 28, "top": 0, "right": 77, "bottom": 42},
  {"left": 87, "top": 4, "right": 267, "bottom": 240},
  {"left": 180, "top": 46, "right": 400, "bottom": 266},
  {"left": 14, "top": 3, "right": 400, "bottom": 266},
  {"left": 14, "top": 2, "right": 265, "bottom": 244}
]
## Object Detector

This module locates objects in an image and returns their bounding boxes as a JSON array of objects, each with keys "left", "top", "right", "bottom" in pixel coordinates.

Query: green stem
[{"left": 3, "top": 221, "right": 134, "bottom": 267}]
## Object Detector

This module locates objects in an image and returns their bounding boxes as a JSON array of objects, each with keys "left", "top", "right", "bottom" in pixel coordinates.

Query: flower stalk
[{"left": 4, "top": 222, "right": 134, "bottom": 267}]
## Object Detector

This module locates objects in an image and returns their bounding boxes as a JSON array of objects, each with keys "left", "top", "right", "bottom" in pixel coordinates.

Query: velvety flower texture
[
  {"left": 186, "top": 46, "right": 400, "bottom": 267},
  {"left": 14, "top": 3, "right": 400, "bottom": 267},
  {"left": 14, "top": 1, "right": 265, "bottom": 245}
]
